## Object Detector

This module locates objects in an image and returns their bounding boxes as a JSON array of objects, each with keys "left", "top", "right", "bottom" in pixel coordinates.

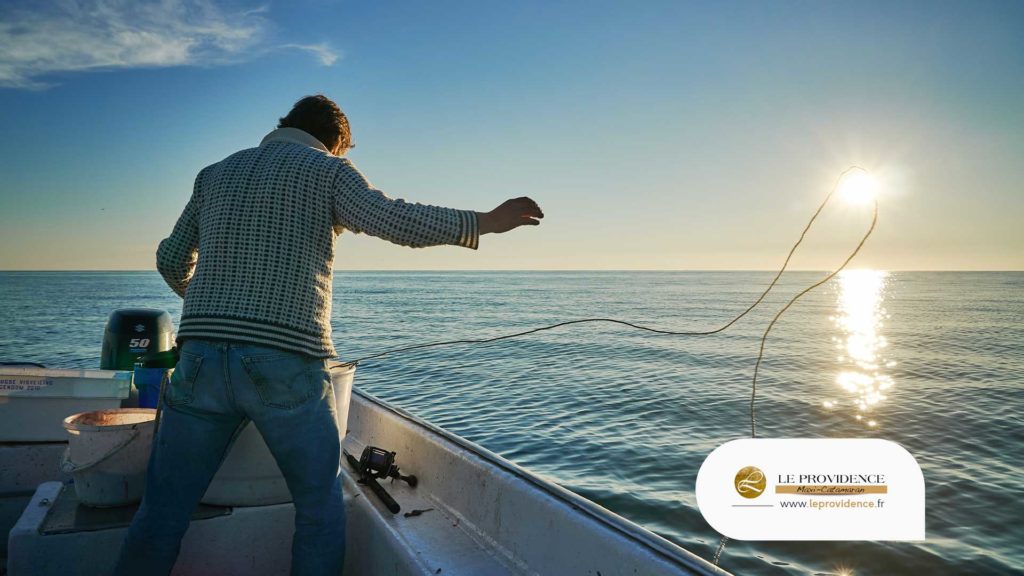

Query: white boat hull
[{"left": 6, "top": 378, "right": 728, "bottom": 575}]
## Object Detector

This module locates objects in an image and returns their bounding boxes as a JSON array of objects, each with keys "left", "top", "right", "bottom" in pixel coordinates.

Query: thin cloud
[
  {"left": 282, "top": 43, "right": 341, "bottom": 66},
  {"left": 0, "top": 1, "right": 338, "bottom": 89}
]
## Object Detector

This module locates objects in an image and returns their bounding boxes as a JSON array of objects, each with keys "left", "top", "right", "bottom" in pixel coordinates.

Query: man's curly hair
[{"left": 278, "top": 94, "right": 352, "bottom": 154}]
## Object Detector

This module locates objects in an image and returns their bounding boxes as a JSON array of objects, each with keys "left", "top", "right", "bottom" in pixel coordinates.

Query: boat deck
[{"left": 4, "top": 387, "right": 730, "bottom": 576}]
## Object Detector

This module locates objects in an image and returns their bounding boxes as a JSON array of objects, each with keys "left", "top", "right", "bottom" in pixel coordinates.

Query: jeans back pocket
[
  {"left": 242, "top": 353, "right": 326, "bottom": 409},
  {"left": 164, "top": 350, "right": 203, "bottom": 406}
]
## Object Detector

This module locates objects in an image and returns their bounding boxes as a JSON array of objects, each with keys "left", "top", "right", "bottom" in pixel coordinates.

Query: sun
[{"left": 837, "top": 168, "right": 879, "bottom": 205}]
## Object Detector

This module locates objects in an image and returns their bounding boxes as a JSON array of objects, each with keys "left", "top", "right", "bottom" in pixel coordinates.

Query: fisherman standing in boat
[{"left": 113, "top": 94, "right": 543, "bottom": 576}]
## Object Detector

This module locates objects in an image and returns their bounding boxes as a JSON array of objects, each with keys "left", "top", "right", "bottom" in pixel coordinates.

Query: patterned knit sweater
[{"left": 156, "top": 128, "right": 479, "bottom": 358}]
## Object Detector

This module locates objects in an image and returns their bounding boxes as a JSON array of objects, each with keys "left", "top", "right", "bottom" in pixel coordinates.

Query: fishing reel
[
  {"left": 344, "top": 445, "right": 417, "bottom": 514},
  {"left": 357, "top": 446, "right": 418, "bottom": 487}
]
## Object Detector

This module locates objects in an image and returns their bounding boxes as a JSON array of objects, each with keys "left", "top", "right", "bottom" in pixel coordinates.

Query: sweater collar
[{"left": 260, "top": 127, "right": 330, "bottom": 153}]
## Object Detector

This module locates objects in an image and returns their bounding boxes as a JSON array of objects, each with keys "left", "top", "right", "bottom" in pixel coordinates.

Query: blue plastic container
[{"left": 132, "top": 368, "right": 171, "bottom": 408}]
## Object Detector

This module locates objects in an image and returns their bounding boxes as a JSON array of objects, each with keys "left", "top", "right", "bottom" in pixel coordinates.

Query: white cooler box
[{"left": 0, "top": 367, "right": 132, "bottom": 442}]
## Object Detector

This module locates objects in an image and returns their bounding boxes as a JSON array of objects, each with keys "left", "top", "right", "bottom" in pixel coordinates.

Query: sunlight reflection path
[{"left": 826, "top": 269, "right": 894, "bottom": 427}]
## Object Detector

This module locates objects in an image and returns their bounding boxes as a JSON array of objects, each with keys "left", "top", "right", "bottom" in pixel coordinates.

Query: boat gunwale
[{"left": 348, "top": 384, "right": 731, "bottom": 576}]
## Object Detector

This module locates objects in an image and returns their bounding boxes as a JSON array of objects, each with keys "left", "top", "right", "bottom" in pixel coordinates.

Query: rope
[
  {"left": 333, "top": 167, "right": 879, "bottom": 569},
  {"left": 750, "top": 196, "right": 877, "bottom": 437},
  {"left": 339, "top": 167, "right": 875, "bottom": 368}
]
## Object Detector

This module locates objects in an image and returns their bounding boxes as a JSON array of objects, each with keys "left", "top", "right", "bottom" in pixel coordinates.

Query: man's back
[{"left": 157, "top": 127, "right": 479, "bottom": 358}]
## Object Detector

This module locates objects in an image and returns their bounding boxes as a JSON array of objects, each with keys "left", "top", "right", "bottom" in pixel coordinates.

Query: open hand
[{"left": 477, "top": 197, "right": 544, "bottom": 234}]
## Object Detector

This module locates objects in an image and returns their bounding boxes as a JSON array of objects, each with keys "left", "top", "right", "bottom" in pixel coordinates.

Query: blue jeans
[{"left": 113, "top": 339, "right": 345, "bottom": 576}]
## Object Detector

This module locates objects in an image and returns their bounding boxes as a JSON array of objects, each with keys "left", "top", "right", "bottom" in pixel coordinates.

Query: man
[{"left": 114, "top": 94, "right": 543, "bottom": 575}]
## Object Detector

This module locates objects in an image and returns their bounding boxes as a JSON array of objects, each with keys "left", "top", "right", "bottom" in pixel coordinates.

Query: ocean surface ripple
[{"left": 1, "top": 271, "right": 1021, "bottom": 575}]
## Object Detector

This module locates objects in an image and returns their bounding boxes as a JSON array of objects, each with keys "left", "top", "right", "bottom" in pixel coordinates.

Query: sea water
[{"left": 1, "top": 270, "right": 1021, "bottom": 575}]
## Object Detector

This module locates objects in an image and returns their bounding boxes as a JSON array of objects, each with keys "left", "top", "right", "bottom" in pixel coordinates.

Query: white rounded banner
[{"left": 696, "top": 438, "right": 925, "bottom": 541}]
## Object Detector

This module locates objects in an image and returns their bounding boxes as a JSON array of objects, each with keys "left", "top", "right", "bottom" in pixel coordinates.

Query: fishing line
[
  {"left": 338, "top": 166, "right": 878, "bottom": 570},
  {"left": 749, "top": 195, "right": 877, "bottom": 438},
  {"left": 340, "top": 167, "right": 876, "bottom": 374},
  {"left": 711, "top": 185, "right": 876, "bottom": 565}
]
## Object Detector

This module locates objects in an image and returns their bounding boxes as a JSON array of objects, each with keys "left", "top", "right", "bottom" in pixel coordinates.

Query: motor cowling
[{"left": 100, "top": 309, "right": 176, "bottom": 370}]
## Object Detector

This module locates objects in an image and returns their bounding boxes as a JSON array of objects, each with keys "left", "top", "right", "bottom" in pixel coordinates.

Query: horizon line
[{"left": 1, "top": 268, "right": 1021, "bottom": 273}]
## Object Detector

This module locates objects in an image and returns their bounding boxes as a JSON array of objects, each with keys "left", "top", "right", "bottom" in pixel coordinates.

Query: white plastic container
[
  {"left": 202, "top": 363, "right": 356, "bottom": 506},
  {"left": 61, "top": 408, "right": 157, "bottom": 507},
  {"left": 0, "top": 367, "right": 132, "bottom": 442}
]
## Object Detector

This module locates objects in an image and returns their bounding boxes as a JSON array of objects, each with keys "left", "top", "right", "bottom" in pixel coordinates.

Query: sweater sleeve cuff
[{"left": 457, "top": 210, "right": 480, "bottom": 250}]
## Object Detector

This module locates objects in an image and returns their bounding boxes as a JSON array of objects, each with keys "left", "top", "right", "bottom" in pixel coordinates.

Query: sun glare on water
[{"left": 823, "top": 269, "right": 894, "bottom": 426}]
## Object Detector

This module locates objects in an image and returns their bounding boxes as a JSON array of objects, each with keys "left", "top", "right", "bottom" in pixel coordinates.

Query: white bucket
[{"left": 61, "top": 408, "right": 156, "bottom": 507}]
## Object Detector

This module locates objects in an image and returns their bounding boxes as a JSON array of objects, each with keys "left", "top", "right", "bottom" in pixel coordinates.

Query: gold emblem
[{"left": 734, "top": 466, "right": 766, "bottom": 499}]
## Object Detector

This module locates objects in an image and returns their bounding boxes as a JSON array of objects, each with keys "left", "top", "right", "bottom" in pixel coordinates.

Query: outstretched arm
[{"left": 332, "top": 160, "right": 542, "bottom": 248}]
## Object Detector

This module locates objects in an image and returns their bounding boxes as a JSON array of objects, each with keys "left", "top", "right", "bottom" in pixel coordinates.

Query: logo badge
[
  {"left": 734, "top": 466, "right": 766, "bottom": 499},
  {"left": 697, "top": 439, "right": 925, "bottom": 541},
  {"left": 134, "top": 324, "right": 146, "bottom": 333}
]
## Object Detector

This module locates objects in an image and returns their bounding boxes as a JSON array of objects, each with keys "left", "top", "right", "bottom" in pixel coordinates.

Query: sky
[{"left": 0, "top": 0, "right": 1021, "bottom": 271}]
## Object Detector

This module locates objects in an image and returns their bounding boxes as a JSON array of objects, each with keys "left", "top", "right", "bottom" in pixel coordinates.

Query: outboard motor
[
  {"left": 102, "top": 309, "right": 177, "bottom": 407},
  {"left": 101, "top": 309, "right": 176, "bottom": 370}
]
